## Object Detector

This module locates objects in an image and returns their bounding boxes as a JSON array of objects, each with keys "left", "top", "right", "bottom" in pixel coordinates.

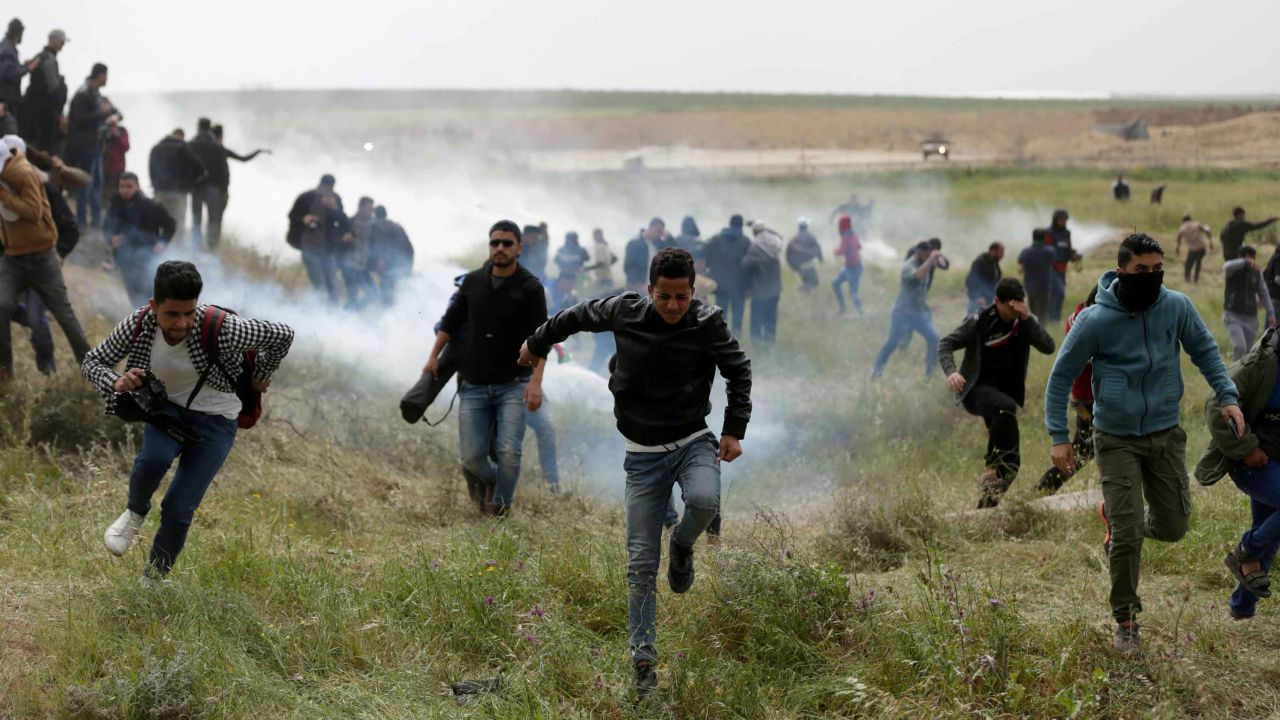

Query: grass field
[{"left": 3, "top": 167, "right": 1280, "bottom": 718}]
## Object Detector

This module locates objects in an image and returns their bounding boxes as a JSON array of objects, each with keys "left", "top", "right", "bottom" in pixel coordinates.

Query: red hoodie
[
  {"left": 1067, "top": 303, "right": 1094, "bottom": 402},
  {"left": 834, "top": 214, "right": 861, "bottom": 268}
]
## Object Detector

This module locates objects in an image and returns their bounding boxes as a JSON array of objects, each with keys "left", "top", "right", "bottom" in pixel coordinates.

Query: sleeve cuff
[
  {"left": 722, "top": 418, "right": 748, "bottom": 440},
  {"left": 1050, "top": 431, "right": 1070, "bottom": 445}
]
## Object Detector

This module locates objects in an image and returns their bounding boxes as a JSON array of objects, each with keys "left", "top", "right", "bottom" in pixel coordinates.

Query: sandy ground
[{"left": 484, "top": 106, "right": 1280, "bottom": 173}]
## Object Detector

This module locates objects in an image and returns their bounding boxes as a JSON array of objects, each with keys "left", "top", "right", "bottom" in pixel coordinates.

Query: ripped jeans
[{"left": 624, "top": 434, "right": 720, "bottom": 664}]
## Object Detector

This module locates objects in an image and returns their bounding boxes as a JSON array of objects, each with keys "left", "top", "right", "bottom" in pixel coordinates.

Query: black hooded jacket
[{"left": 527, "top": 292, "right": 752, "bottom": 445}]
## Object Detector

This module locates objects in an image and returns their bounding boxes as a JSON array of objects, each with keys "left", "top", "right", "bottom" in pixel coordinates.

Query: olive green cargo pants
[{"left": 1095, "top": 426, "right": 1192, "bottom": 622}]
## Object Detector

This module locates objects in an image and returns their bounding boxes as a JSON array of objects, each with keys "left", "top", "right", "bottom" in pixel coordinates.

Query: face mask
[{"left": 1115, "top": 270, "right": 1164, "bottom": 312}]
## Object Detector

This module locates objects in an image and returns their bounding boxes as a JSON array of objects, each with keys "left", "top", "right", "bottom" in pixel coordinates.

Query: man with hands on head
[
  {"left": 1045, "top": 233, "right": 1241, "bottom": 653},
  {"left": 423, "top": 220, "right": 547, "bottom": 517},
  {"left": 518, "top": 247, "right": 751, "bottom": 702},
  {"left": 939, "top": 277, "right": 1055, "bottom": 509}
]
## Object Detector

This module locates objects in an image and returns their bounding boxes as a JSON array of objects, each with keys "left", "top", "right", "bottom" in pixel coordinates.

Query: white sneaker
[{"left": 104, "top": 510, "right": 144, "bottom": 556}]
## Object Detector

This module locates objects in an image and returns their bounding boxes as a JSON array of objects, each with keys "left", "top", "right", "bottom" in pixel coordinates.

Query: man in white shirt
[{"left": 82, "top": 261, "right": 294, "bottom": 577}]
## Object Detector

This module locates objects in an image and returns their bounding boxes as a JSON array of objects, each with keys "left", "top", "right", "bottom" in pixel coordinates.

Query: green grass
[{"left": 4, "top": 169, "right": 1280, "bottom": 718}]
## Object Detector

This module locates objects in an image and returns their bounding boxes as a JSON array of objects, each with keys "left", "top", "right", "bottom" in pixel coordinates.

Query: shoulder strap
[
  {"left": 129, "top": 306, "right": 149, "bottom": 343},
  {"left": 185, "top": 306, "right": 230, "bottom": 410}
]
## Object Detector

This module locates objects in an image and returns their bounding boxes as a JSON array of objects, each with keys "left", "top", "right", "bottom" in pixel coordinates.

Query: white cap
[{"left": 2, "top": 134, "right": 26, "bottom": 156}]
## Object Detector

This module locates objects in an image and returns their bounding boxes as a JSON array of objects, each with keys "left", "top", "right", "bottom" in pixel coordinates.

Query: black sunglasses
[{"left": 489, "top": 239, "right": 516, "bottom": 248}]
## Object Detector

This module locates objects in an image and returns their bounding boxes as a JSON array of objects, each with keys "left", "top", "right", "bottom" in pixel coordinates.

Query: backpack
[{"left": 130, "top": 305, "right": 263, "bottom": 429}]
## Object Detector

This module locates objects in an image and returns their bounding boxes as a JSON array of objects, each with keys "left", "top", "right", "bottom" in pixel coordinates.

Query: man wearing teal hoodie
[{"left": 1045, "top": 233, "right": 1242, "bottom": 653}]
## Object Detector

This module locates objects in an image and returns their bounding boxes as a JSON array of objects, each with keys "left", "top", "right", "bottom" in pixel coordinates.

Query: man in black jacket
[
  {"left": 623, "top": 218, "right": 672, "bottom": 292},
  {"left": 520, "top": 247, "right": 752, "bottom": 701},
  {"left": 188, "top": 120, "right": 269, "bottom": 250},
  {"left": 1222, "top": 207, "right": 1278, "bottom": 261},
  {"left": 19, "top": 29, "right": 67, "bottom": 154},
  {"left": 939, "top": 277, "right": 1055, "bottom": 508},
  {"left": 287, "top": 175, "right": 349, "bottom": 304},
  {"left": 704, "top": 215, "right": 752, "bottom": 334},
  {"left": 965, "top": 242, "right": 1004, "bottom": 314},
  {"left": 424, "top": 220, "right": 547, "bottom": 516},
  {"left": 67, "top": 62, "right": 112, "bottom": 229},
  {"left": 369, "top": 205, "right": 413, "bottom": 306},
  {"left": 104, "top": 173, "right": 176, "bottom": 308},
  {"left": 148, "top": 129, "right": 205, "bottom": 245}
]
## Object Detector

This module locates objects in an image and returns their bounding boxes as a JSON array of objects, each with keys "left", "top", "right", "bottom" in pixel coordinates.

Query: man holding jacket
[
  {"left": 1046, "top": 233, "right": 1241, "bottom": 653},
  {"left": 519, "top": 247, "right": 751, "bottom": 701},
  {"left": 940, "top": 277, "right": 1055, "bottom": 508}
]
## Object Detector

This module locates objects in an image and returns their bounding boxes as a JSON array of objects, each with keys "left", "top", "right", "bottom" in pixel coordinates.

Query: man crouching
[
  {"left": 82, "top": 261, "right": 294, "bottom": 578},
  {"left": 519, "top": 248, "right": 752, "bottom": 701}
]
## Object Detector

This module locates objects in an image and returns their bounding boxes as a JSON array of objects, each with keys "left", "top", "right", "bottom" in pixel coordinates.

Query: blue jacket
[{"left": 1044, "top": 271, "right": 1237, "bottom": 444}]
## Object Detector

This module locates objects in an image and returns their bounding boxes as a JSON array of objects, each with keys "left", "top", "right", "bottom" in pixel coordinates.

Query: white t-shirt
[{"left": 150, "top": 332, "right": 243, "bottom": 420}]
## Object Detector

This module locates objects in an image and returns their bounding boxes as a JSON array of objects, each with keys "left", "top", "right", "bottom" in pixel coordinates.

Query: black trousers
[
  {"left": 963, "top": 385, "right": 1021, "bottom": 504},
  {"left": 749, "top": 295, "right": 779, "bottom": 343},
  {"left": 1184, "top": 249, "right": 1206, "bottom": 283}
]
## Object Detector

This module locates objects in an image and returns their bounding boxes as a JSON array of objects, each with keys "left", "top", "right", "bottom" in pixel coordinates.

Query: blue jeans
[
  {"left": 126, "top": 404, "right": 238, "bottom": 574},
  {"left": 872, "top": 309, "right": 938, "bottom": 378},
  {"left": 459, "top": 380, "right": 529, "bottom": 509},
  {"left": 1048, "top": 270, "right": 1066, "bottom": 322},
  {"left": 715, "top": 290, "right": 746, "bottom": 335},
  {"left": 13, "top": 290, "right": 55, "bottom": 373},
  {"left": 625, "top": 435, "right": 720, "bottom": 663},
  {"left": 525, "top": 401, "right": 560, "bottom": 489},
  {"left": 1229, "top": 460, "right": 1280, "bottom": 617},
  {"left": 301, "top": 248, "right": 339, "bottom": 304},
  {"left": 832, "top": 265, "right": 862, "bottom": 312},
  {"left": 75, "top": 154, "right": 104, "bottom": 229}
]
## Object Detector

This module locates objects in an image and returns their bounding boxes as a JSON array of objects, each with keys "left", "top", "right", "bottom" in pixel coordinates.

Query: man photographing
[
  {"left": 82, "top": 261, "right": 294, "bottom": 578},
  {"left": 1045, "top": 233, "right": 1240, "bottom": 652},
  {"left": 519, "top": 247, "right": 751, "bottom": 701}
]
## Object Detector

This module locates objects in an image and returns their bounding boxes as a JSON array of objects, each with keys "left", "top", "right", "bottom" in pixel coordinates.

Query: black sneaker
[
  {"left": 1114, "top": 621, "right": 1140, "bottom": 654},
  {"left": 634, "top": 660, "right": 657, "bottom": 701},
  {"left": 1098, "top": 501, "right": 1112, "bottom": 556},
  {"left": 668, "top": 537, "right": 694, "bottom": 594}
]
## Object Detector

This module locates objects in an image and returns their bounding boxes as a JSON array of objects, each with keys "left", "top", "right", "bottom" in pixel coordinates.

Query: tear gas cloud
[{"left": 107, "top": 91, "right": 1119, "bottom": 503}]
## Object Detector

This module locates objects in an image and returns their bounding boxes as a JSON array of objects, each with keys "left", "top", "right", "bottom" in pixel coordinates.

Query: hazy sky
[{"left": 15, "top": 0, "right": 1280, "bottom": 96}]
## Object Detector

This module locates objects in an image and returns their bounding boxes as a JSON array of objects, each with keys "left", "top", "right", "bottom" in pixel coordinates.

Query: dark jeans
[
  {"left": 192, "top": 185, "right": 229, "bottom": 251},
  {"left": 715, "top": 289, "right": 746, "bottom": 335},
  {"left": 1185, "top": 249, "right": 1206, "bottom": 284},
  {"left": 118, "top": 241, "right": 163, "bottom": 309},
  {"left": 0, "top": 249, "right": 92, "bottom": 372},
  {"left": 74, "top": 154, "right": 104, "bottom": 229},
  {"left": 872, "top": 309, "right": 938, "bottom": 378},
  {"left": 155, "top": 192, "right": 189, "bottom": 246},
  {"left": 1038, "top": 400, "right": 1095, "bottom": 492},
  {"left": 127, "top": 404, "right": 238, "bottom": 574},
  {"left": 341, "top": 267, "right": 374, "bottom": 308},
  {"left": 832, "top": 265, "right": 862, "bottom": 313},
  {"left": 1026, "top": 287, "right": 1050, "bottom": 322},
  {"left": 963, "top": 385, "right": 1020, "bottom": 507},
  {"left": 749, "top": 295, "right": 779, "bottom": 343},
  {"left": 625, "top": 435, "right": 720, "bottom": 663},
  {"left": 1048, "top": 270, "right": 1066, "bottom": 322},
  {"left": 1228, "top": 460, "right": 1280, "bottom": 617},
  {"left": 375, "top": 269, "right": 409, "bottom": 307},
  {"left": 301, "top": 248, "right": 339, "bottom": 304},
  {"left": 1095, "top": 426, "right": 1191, "bottom": 622},
  {"left": 11, "top": 290, "right": 55, "bottom": 373}
]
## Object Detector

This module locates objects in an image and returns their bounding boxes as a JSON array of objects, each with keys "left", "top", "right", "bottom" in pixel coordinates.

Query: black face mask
[{"left": 1115, "top": 270, "right": 1164, "bottom": 312}]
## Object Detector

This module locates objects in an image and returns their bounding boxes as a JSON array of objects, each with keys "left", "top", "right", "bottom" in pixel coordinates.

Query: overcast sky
[{"left": 15, "top": 0, "right": 1280, "bottom": 96}]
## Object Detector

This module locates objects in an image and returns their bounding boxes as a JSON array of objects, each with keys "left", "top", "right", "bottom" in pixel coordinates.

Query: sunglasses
[{"left": 489, "top": 239, "right": 516, "bottom": 248}]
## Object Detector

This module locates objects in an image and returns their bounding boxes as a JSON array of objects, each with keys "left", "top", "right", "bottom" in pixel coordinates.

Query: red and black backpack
[{"left": 130, "top": 305, "right": 263, "bottom": 429}]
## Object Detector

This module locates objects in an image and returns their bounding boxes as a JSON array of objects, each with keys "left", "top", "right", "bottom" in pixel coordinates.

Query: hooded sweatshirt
[
  {"left": 743, "top": 225, "right": 784, "bottom": 299},
  {"left": 834, "top": 215, "right": 861, "bottom": 268},
  {"left": 1044, "top": 270, "right": 1237, "bottom": 444}
]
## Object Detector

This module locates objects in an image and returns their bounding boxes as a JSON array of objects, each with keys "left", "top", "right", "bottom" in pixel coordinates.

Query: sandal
[{"left": 1225, "top": 544, "right": 1272, "bottom": 599}]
